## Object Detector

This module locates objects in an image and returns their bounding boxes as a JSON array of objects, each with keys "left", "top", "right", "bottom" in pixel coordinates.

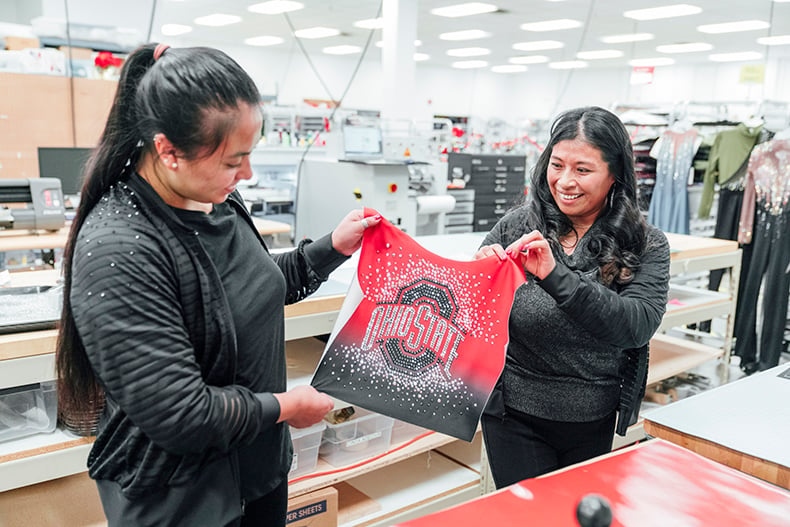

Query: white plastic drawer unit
[{"left": 0, "top": 380, "right": 57, "bottom": 443}]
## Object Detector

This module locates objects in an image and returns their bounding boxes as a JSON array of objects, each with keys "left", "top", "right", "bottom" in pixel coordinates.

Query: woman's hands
[
  {"left": 331, "top": 209, "right": 382, "bottom": 256},
  {"left": 474, "top": 230, "right": 556, "bottom": 280},
  {"left": 274, "top": 385, "right": 334, "bottom": 428}
]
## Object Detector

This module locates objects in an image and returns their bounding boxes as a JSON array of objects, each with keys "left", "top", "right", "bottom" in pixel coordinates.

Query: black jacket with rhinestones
[
  {"left": 70, "top": 173, "right": 343, "bottom": 509},
  {"left": 482, "top": 208, "right": 670, "bottom": 432}
]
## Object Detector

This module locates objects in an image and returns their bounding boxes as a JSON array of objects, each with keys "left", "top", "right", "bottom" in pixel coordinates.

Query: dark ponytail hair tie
[{"left": 153, "top": 43, "right": 170, "bottom": 61}]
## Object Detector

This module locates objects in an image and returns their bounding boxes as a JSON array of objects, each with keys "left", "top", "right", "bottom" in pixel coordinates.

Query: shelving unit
[{"left": 0, "top": 230, "right": 741, "bottom": 525}]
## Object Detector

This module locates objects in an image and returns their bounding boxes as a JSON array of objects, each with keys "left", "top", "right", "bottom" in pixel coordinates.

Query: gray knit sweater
[{"left": 482, "top": 208, "right": 670, "bottom": 422}]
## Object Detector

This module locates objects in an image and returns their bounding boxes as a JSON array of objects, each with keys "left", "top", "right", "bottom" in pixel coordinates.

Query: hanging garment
[
  {"left": 311, "top": 213, "right": 526, "bottom": 441},
  {"left": 648, "top": 128, "right": 698, "bottom": 234},
  {"left": 734, "top": 139, "right": 790, "bottom": 371},
  {"left": 699, "top": 123, "right": 763, "bottom": 218}
]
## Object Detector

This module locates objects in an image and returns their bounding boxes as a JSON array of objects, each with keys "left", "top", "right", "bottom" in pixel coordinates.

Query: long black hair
[
  {"left": 57, "top": 43, "right": 261, "bottom": 419},
  {"left": 524, "top": 106, "right": 647, "bottom": 286}
]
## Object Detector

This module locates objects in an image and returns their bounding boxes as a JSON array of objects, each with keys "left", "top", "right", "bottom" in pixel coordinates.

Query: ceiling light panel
[
  {"left": 757, "top": 35, "right": 790, "bottom": 46},
  {"left": 708, "top": 51, "right": 763, "bottom": 62},
  {"left": 323, "top": 45, "right": 362, "bottom": 55},
  {"left": 446, "top": 47, "right": 491, "bottom": 57},
  {"left": 629, "top": 57, "right": 676, "bottom": 66},
  {"left": 247, "top": 1, "right": 304, "bottom": 15},
  {"left": 600, "top": 33, "right": 654, "bottom": 44},
  {"left": 414, "top": 53, "right": 430, "bottom": 61},
  {"left": 244, "top": 35, "right": 284, "bottom": 46},
  {"left": 160, "top": 24, "right": 192, "bottom": 36},
  {"left": 194, "top": 14, "right": 242, "bottom": 26},
  {"left": 697, "top": 21, "right": 770, "bottom": 34},
  {"left": 431, "top": 3, "right": 498, "bottom": 18},
  {"left": 624, "top": 4, "right": 702, "bottom": 21},
  {"left": 376, "top": 40, "right": 422, "bottom": 48},
  {"left": 512, "top": 40, "right": 564, "bottom": 51},
  {"left": 549, "top": 60, "right": 588, "bottom": 69},
  {"left": 576, "top": 50, "right": 624, "bottom": 60},
  {"left": 451, "top": 60, "right": 489, "bottom": 68},
  {"left": 656, "top": 42, "right": 713, "bottom": 53},
  {"left": 492, "top": 65, "right": 527, "bottom": 73},
  {"left": 520, "top": 19, "right": 582, "bottom": 32},
  {"left": 439, "top": 29, "right": 491, "bottom": 41},
  {"left": 294, "top": 27, "right": 340, "bottom": 39},
  {"left": 508, "top": 55, "right": 550, "bottom": 64}
]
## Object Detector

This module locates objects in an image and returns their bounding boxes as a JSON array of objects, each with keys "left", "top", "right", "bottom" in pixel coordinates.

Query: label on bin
[{"left": 345, "top": 431, "right": 381, "bottom": 448}]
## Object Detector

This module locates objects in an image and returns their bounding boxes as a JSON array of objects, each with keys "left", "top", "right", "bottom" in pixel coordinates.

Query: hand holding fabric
[
  {"left": 505, "top": 230, "right": 556, "bottom": 280},
  {"left": 331, "top": 209, "right": 382, "bottom": 256}
]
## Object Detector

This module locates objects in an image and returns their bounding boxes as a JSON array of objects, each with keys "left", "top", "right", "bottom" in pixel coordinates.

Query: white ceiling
[{"left": 149, "top": 0, "right": 790, "bottom": 70}]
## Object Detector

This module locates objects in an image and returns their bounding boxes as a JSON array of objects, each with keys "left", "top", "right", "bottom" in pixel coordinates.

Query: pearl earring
[{"left": 171, "top": 163, "right": 178, "bottom": 169}]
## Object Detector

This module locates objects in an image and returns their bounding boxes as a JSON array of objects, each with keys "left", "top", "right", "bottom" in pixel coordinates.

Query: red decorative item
[{"left": 94, "top": 51, "right": 122, "bottom": 69}]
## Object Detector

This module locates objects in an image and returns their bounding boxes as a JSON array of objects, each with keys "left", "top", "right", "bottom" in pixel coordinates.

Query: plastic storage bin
[
  {"left": 319, "top": 408, "right": 394, "bottom": 467},
  {"left": 390, "top": 419, "right": 429, "bottom": 445},
  {"left": 289, "top": 421, "right": 326, "bottom": 478},
  {"left": 0, "top": 380, "right": 57, "bottom": 443}
]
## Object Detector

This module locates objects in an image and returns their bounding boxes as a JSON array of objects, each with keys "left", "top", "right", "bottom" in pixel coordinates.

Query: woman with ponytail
[
  {"left": 474, "top": 106, "right": 670, "bottom": 487},
  {"left": 57, "top": 43, "right": 378, "bottom": 526}
]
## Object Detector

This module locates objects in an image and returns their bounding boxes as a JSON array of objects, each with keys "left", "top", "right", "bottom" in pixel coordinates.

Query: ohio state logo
[{"left": 361, "top": 279, "right": 465, "bottom": 379}]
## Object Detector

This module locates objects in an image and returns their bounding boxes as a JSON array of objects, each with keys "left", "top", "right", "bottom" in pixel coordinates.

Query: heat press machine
[{"left": 0, "top": 178, "right": 66, "bottom": 232}]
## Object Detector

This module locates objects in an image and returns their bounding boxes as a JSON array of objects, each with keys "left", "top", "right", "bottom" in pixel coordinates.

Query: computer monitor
[
  {"left": 37, "top": 147, "right": 92, "bottom": 197},
  {"left": 343, "top": 124, "right": 383, "bottom": 159}
]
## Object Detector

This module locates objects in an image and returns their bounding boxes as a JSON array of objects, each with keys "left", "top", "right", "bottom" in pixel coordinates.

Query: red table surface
[{"left": 397, "top": 440, "right": 790, "bottom": 527}]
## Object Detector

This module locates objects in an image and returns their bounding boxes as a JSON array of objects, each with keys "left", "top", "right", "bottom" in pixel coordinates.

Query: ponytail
[{"left": 56, "top": 43, "right": 158, "bottom": 423}]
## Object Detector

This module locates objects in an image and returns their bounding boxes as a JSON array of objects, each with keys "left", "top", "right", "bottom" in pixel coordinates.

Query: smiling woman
[{"left": 473, "top": 106, "right": 671, "bottom": 488}]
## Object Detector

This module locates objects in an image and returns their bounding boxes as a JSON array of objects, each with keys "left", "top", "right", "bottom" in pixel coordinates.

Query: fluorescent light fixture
[
  {"left": 323, "top": 45, "right": 362, "bottom": 55},
  {"left": 354, "top": 18, "right": 384, "bottom": 29},
  {"left": 439, "top": 29, "right": 491, "bottom": 41},
  {"left": 451, "top": 60, "right": 489, "bottom": 69},
  {"left": 446, "top": 47, "right": 491, "bottom": 57},
  {"left": 194, "top": 14, "right": 241, "bottom": 26},
  {"left": 549, "top": 60, "right": 588, "bottom": 69},
  {"left": 709, "top": 51, "right": 762, "bottom": 62},
  {"left": 628, "top": 57, "right": 676, "bottom": 66},
  {"left": 431, "top": 3, "right": 498, "bottom": 18},
  {"left": 698, "top": 21, "right": 770, "bottom": 34},
  {"left": 294, "top": 26, "right": 340, "bottom": 39},
  {"left": 161, "top": 24, "right": 192, "bottom": 36},
  {"left": 414, "top": 53, "right": 430, "bottom": 61},
  {"left": 247, "top": 1, "right": 304, "bottom": 14},
  {"left": 757, "top": 35, "right": 790, "bottom": 45},
  {"left": 576, "top": 49, "right": 623, "bottom": 59},
  {"left": 376, "top": 39, "right": 422, "bottom": 48},
  {"left": 512, "top": 40, "right": 563, "bottom": 51},
  {"left": 244, "top": 35, "right": 284, "bottom": 46},
  {"left": 601, "top": 33, "right": 654, "bottom": 44},
  {"left": 624, "top": 4, "right": 702, "bottom": 21},
  {"left": 508, "top": 55, "right": 549, "bottom": 64},
  {"left": 520, "top": 19, "right": 582, "bottom": 32},
  {"left": 492, "top": 64, "right": 528, "bottom": 73},
  {"left": 656, "top": 42, "right": 713, "bottom": 53}
]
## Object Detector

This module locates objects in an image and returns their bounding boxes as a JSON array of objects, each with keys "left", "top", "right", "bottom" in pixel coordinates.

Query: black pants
[
  {"left": 232, "top": 479, "right": 288, "bottom": 527},
  {"left": 734, "top": 205, "right": 790, "bottom": 371},
  {"left": 481, "top": 406, "right": 617, "bottom": 489},
  {"left": 701, "top": 188, "right": 753, "bottom": 332}
]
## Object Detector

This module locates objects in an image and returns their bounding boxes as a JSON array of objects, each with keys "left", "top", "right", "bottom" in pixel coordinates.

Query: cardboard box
[
  {"left": 3, "top": 36, "right": 40, "bottom": 51},
  {"left": 58, "top": 46, "right": 93, "bottom": 60},
  {"left": 287, "top": 487, "right": 338, "bottom": 527}
]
